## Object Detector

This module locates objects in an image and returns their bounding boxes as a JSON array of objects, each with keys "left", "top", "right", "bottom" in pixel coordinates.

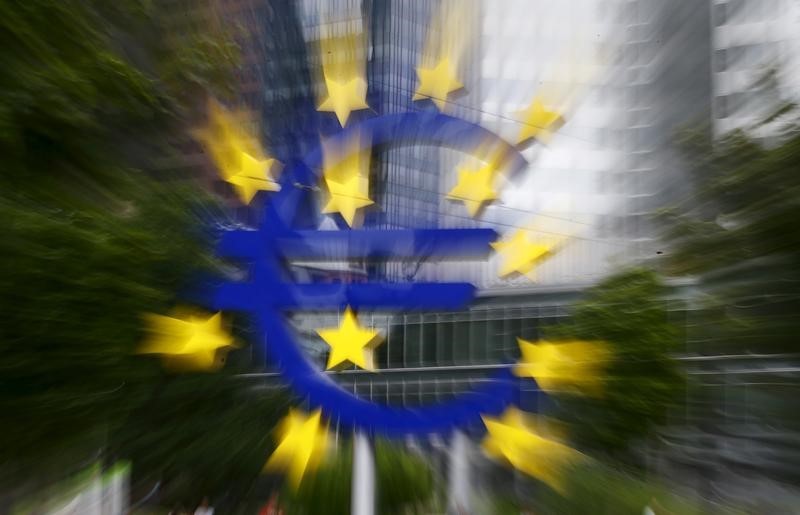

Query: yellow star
[
  {"left": 316, "top": 307, "right": 383, "bottom": 370},
  {"left": 515, "top": 339, "right": 609, "bottom": 396},
  {"left": 322, "top": 174, "right": 374, "bottom": 228},
  {"left": 194, "top": 101, "right": 255, "bottom": 178},
  {"left": 317, "top": 75, "right": 369, "bottom": 126},
  {"left": 446, "top": 163, "right": 498, "bottom": 217},
  {"left": 195, "top": 100, "right": 281, "bottom": 203},
  {"left": 226, "top": 152, "right": 279, "bottom": 204},
  {"left": 491, "top": 229, "right": 553, "bottom": 278},
  {"left": 138, "top": 311, "right": 237, "bottom": 372},
  {"left": 482, "top": 407, "right": 582, "bottom": 493},
  {"left": 412, "top": 58, "right": 463, "bottom": 110},
  {"left": 264, "top": 408, "right": 329, "bottom": 489},
  {"left": 320, "top": 135, "right": 374, "bottom": 227},
  {"left": 515, "top": 97, "right": 564, "bottom": 144}
]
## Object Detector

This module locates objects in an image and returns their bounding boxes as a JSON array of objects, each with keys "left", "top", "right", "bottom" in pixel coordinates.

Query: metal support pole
[
  {"left": 352, "top": 432, "right": 375, "bottom": 515},
  {"left": 447, "top": 431, "right": 471, "bottom": 514}
]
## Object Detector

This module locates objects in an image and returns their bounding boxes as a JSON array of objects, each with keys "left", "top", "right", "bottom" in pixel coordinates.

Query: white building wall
[
  {"left": 712, "top": 0, "right": 800, "bottom": 136},
  {"left": 433, "top": 0, "right": 630, "bottom": 288}
]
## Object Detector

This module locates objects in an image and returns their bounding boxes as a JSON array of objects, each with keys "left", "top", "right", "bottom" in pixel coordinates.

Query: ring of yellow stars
[
  {"left": 138, "top": 311, "right": 238, "bottom": 372},
  {"left": 491, "top": 229, "right": 554, "bottom": 278},
  {"left": 317, "top": 75, "right": 369, "bottom": 127},
  {"left": 316, "top": 306, "right": 383, "bottom": 371},
  {"left": 413, "top": 58, "right": 463, "bottom": 110},
  {"left": 482, "top": 407, "right": 583, "bottom": 493},
  {"left": 446, "top": 163, "right": 499, "bottom": 217},
  {"left": 515, "top": 97, "right": 564, "bottom": 145},
  {"left": 515, "top": 338, "right": 609, "bottom": 396},
  {"left": 264, "top": 408, "right": 329, "bottom": 489}
]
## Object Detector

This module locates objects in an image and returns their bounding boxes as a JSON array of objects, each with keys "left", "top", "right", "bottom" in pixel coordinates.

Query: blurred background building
[
  {"left": 711, "top": 0, "right": 800, "bottom": 136},
  {"left": 211, "top": 0, "right": 800, "bottom": 510}
]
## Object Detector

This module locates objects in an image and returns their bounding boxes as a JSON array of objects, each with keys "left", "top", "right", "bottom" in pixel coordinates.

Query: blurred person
[{"left": 194, "top": 496, "right": 214, "bottom": 515}]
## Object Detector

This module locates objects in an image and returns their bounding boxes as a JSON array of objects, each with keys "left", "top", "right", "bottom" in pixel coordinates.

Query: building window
[
  {"left": 716, "top": 95, "right": 728, "bottom": 118},
  {"left": 715, "top": 49, "right": 727, "bottom": 72},
  {"left": 715, "top": 2, "right": 727, "bottom": 26}
]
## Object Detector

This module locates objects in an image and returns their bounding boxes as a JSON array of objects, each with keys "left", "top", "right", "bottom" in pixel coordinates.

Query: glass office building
[
  {"left": 258, "top": 0, "right": 683, "bottom": 406},
  {"left": 224, "top": 1, "right": 800, "bottom": 509},
  {"left": 364, "top": 0, "right": 442, "bottom": 233}
]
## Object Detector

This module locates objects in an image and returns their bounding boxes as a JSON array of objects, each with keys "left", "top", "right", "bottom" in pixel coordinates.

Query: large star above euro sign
[
  {"left": 413, "top": 58, "right": 463, "bottom": 110},
  {"left": 515, "top": 338, "right": 610, "bottom": 396},
  {"left": 264, "top": 408, "right": 329, "bottom": 489},
  {"left": 317, "top": 75, "right": 369, "bottom": 126},
  {"left": 138, "top": 311, "right": 238, "bottom": 372},
  {"left": 482, "top": 407, "right": 583, "bottom": 493},
  {"left": 491, "top": 229, "right": 554, "bottom": 278},
  {"left": 446, "top": 162, "right": 498, "bottom": 217},
  {"left": 515, "top": 97, "right": 564, "bottom": 145},
  {"left": 316, "top": 307, "right": 383, "bottom": 371}
]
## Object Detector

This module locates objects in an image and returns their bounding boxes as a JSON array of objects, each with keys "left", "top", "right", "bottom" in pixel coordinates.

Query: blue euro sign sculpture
[{"left": 211, "top": 112, "right": 535, "bottom": 438}]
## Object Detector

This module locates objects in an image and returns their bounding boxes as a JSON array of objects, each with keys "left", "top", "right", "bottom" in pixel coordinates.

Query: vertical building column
[
  {"left": 352, "top": 432, "right": 375, "bottom": 515},
  {"left": 84, "top": 465, "right": 103, "bottom": 515},
  {"left": 447, "top": 431, "right": 471, "bottom": 514},
  {"left": 105, "top": 462, "right": 130, "bottom": 515}
]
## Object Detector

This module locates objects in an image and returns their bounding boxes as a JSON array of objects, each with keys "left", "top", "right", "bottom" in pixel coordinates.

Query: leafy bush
[
  {"left": 280, "top": 439, "right": 434, "bottom": 515},
  {"left": 545, "top": 268, "right": 683, "bottom": 460}
]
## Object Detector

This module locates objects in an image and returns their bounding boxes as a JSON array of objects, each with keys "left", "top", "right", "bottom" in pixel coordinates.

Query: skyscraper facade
[
  {"left": 218, "top": 0, "right": 800, "bottom": 509},
  {"left": 280, "top": 0, "right": 711, "bottom": 408},
  {"left": 711, "top": 0, "right": 800, "bottom": 136}
]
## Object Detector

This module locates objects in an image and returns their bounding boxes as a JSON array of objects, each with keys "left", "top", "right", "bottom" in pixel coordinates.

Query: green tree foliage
[
  {"left": 374, "top": 440, "right": 436, "bottom": 514},
  {"left": 655, "top": 114, "right": 800, "bottom": 494},
  {"left": 545, "top": 268, "right": 683, "bottom": 459},
  {"left": 0, "top": 185, "right": 217, "bottom": 468},
  {"left": 660, "top": 120, "right": 800, "bottom": 354},
  {"left": 491, "top": 462, "right": 744, "bottom": 515},
  {"left": 0, "top": 0, "right": 237, "bottom": 196},
  {"left": 113, "top": 375, "right": 289, "bottom": 510},
  {"left": 0, "top": 0, "right": 284, "bottom": 504},
  {"left": 279, "top": 439, "right": 435, "bottom": 515}
]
